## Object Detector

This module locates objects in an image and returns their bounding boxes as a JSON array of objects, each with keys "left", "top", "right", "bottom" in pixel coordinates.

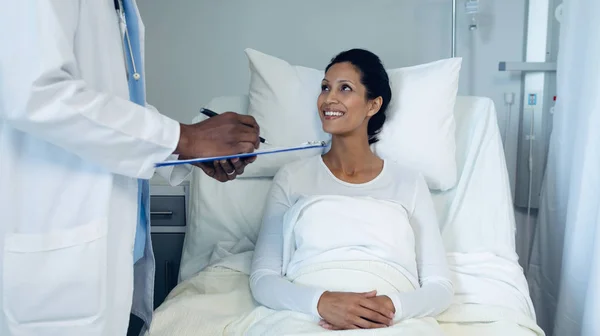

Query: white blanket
[
  {"left": 147, "top": 252, "right": 544, "bottom": 336},
  {"left": 279, "top": 195, "right": 419, "bottom": 287},
  {"left": 147, "top": 195, "right": 545, "bottom": 336}
]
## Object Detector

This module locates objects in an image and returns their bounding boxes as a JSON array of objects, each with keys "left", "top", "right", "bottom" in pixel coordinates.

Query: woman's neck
[{"left": 322, "top": 135, "right": 383, "bottom": 178}]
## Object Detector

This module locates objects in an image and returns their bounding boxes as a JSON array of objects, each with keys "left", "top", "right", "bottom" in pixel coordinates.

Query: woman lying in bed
[{"left": 249, "top": 49, "right": 453, "bottom": 331}]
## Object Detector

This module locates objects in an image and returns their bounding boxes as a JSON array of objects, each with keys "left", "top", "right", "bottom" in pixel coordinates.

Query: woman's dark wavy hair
[{"left": 325, "top": 49, "right": 392, "bottom": 144}]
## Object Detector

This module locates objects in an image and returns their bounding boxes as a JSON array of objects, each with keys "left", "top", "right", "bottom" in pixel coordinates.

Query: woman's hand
[
  {"left": 368, "top": 295, "right": 396, "bottom": 315},
  {"left": 316, "top": 291, "right": 395, "bottom": 330}
]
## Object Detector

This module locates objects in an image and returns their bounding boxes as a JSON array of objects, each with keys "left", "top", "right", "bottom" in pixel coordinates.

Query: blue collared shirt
[{"left": 121, "top": 0, "right": 149, "bottom": 263}]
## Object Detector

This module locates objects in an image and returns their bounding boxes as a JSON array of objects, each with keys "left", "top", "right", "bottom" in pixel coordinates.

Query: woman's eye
[
  {"left": 321, "top": 85, "right": 329, "bottom": 91},
  {"left": 341, "top": 85, "right": 352, "bottom": 91}
]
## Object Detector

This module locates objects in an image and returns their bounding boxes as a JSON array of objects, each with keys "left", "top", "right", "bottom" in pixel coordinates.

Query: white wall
[
  {"left": 138, "top": 0, "right": 450, "bottom": 122},
  {"left": 138, "top": 0, "right": 525, "bottom": 126},
  {"left": 138, "top": 0, "right": 533, "bottom": 264}
]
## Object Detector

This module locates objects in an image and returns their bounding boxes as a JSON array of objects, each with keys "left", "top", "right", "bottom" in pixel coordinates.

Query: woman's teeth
[{"left": 324, "top": 111, "right": 344, "bottom": 117}]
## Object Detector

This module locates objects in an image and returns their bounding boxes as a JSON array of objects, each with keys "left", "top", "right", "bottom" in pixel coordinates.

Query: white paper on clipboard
[{"left": 155, "top": 141, "right": 328, "bottom": 168}]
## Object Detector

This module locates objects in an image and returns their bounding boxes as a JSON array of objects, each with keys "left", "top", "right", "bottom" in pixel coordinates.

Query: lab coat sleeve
[
  {"left": 0, "top": 1, "right": 179, "bottom": 179},
  {"left": 147, "top": 104, "right": 193, "bottom": 186}
]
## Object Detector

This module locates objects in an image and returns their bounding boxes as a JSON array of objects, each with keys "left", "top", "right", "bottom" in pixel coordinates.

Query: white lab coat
[{"left": 0, "top": 1, "right": 190, "bottom": 335}]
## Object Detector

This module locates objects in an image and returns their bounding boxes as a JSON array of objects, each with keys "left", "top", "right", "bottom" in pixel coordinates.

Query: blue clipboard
[{"left": 155, "top": 141, "right": 328, "bottom": 168}]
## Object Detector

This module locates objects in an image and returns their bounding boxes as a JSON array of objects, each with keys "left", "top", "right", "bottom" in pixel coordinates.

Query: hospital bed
[{"left": 144, "top": 94, "right": 545, "bottom": 336}]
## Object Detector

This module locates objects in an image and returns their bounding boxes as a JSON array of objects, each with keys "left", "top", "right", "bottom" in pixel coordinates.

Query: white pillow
[
  {"left": 243, "top": 48, "right": 461, "bottom": 190},
  {"left": 374, "top": 59, "right": 462, "bottom": 190},
  {"left": 240, "top": 50, "right": 331, "bottom": 178}
]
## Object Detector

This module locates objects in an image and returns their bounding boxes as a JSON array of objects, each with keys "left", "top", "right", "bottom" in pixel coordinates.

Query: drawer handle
[{"left": 151, "top": 211, "right": 174, "bottom": 217}]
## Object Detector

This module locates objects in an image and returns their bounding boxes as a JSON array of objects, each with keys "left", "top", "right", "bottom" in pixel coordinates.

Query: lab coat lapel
[{"left": 123, "top": 0, "right": 155, "bottom": 334}]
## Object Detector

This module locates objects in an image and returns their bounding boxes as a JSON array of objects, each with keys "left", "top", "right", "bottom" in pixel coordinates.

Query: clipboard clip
[{"left": 302, "top": 141, "right": 328, "bottom": 146}]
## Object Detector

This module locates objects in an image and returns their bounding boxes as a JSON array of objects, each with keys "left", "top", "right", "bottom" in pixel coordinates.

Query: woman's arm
[
  {"left": 387, "top": 174, "right": 454, "bottom": 322},
  {"left": 249, "top": 168, "right": 326, "bottom": 318}
]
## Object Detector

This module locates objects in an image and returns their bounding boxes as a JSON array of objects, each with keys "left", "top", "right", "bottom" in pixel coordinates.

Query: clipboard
[{"left": 155, "top": 141, "right": 328, "bottom": 168}]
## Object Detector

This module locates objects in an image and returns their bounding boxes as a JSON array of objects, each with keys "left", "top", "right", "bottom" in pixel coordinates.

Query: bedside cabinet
[
  {"left": 149, "top": 195, "right": 186, "bottom": 308},
  {"left": 127, "top": 183, "right": 189, "bottom": 336}
]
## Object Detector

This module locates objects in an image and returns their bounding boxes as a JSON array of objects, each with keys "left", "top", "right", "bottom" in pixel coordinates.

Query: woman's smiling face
[{"left": 317, "top": 61, "right": 381, "bottom": 138}]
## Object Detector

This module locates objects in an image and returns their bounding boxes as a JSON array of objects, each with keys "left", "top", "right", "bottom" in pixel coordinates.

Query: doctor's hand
[
  {"left": 178, "top": 156, "right": 257, "bottom": 182},
  {"left": 316, "top": 290, "right": 394, "bottom": 330},
  {"left": 175, "top": 112, "right": 260, "bottom": 159},
  {"left": 198, "top": 156, "right": 257, "bottom": 182}
]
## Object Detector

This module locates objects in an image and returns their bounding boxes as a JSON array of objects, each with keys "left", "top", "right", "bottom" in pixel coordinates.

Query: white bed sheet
[
  {"left": 148, "top": 251, "right": 543, "bottom": 336},
  {"left": 432, "top": 97, "right": 519, "bottom": 261}
]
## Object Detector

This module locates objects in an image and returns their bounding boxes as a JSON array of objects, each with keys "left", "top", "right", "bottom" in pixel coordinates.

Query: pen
[{"left": 199, "top": 108, "right": 270, "bottom": 144}]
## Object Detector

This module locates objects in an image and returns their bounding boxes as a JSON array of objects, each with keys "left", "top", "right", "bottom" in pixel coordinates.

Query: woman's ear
[{"left": 367, "top": 97, "right": 383, "bottom": 117}]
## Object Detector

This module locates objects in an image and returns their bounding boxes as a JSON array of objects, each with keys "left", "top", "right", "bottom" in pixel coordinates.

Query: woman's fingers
[
  {"left": 319, "top": 321, "right": 339, "bottom": 330},
  {"left": 361, "top": 290, "right": 377, "bottom": 298},
  {"left": 351, "top": 304, "right": 392, "bottom": 327},
  {"left": 360, "top": 298, "right": 395, "bottom": 321},
  {"left": 351, "top": 300, "right": 392, "bottom": 326},
  {"left": 317, "top": 291, "right": 393, "bottom": 331},
  {"left": 351, "top": 313, "right": 387, "bottom": 329}
]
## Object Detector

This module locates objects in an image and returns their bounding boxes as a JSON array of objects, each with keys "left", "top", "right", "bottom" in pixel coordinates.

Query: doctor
[{"left": 0, "top": 1, "right": 259, "bottom": 336}]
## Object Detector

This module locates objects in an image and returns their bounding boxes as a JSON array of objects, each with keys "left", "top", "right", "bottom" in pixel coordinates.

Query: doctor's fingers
[
  {"left": 194, "top": 161, "right": 230, "bottom": 182},
  {"left": 218, "top": 159, "right": 238, "bottom": 180},
  {"left": 243, "top": 155, "right": 257, "bottom": 164},
  {"left": 230, "top": 158, "right": 247, "bottom": 175},
  {"left": 213, "top": 160, "right": 235, "bottom": 182},
  {"left": 234, "top": 141, "right": 259, "bottom": 155},
  {"left": 233, "top": 114, "right": 260, "bottom": 133},
  {"left": 197, "top": 162, "right": 217, "bottom": 178},
  {"left": 230, "top": 125, "right": 261, "bottom": 149}
]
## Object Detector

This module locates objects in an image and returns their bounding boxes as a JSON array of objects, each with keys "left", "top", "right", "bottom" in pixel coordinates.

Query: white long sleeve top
[{"left": 250, "top": 156, "right": 454, "bottom": 323}]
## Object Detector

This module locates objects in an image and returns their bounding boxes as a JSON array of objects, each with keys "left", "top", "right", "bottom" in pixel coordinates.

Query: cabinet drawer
[{"left": 150, "top": 195, "right": 186, "bottom": 227}]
